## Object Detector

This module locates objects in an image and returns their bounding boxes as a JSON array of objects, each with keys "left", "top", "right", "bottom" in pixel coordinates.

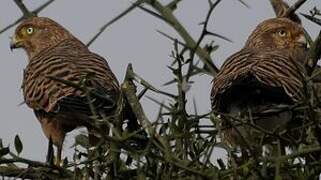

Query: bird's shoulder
[
  {"left": 22, "top": 38, "right": 120, "bottom": 113},
  {"left": 216, "top": 48, "right": 305, "bottom": 82},
  {"left": 211, "top": 48, "right": 306, "bottom": 108}
]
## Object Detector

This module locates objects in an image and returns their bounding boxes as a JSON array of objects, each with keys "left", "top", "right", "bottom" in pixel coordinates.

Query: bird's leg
[
  {"left": 40, "top": 117, "right": 66, "bottom": 166},
  {"left": 56, "top": 144, "right": 63, "bottom": 166},
  {"left": 46, "top": 137, "right": 54, "bottom": 165}
]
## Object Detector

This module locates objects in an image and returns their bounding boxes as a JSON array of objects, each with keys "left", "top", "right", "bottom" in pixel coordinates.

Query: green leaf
[
  {"left": 14, "top": 135, "right": 23, "bottom": 155},
  {"left": 0, "top": 147, "right": 9, "bottom": 157}
]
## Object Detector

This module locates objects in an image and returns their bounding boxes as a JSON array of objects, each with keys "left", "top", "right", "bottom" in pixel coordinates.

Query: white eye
[
  {"left": 26, "top": 27, "right": 34, "bottom": 34},
  {"left": 278, "top": 30, "right": 287, "bottom": 37}
]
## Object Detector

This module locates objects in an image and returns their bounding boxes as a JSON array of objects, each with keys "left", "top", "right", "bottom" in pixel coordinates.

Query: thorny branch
[
  {"left": 0, "top": 166, "right": 70, "bottom": 180},
  {"left": 305, "top": 31, "right": 321, "bottom": 76},
  {"left": 301, "top": 13, "right": 321, "bottom": 26},
  {"left": 121, "top": 63, "right": 218, "bottom": 179},
  {"left": 2, "top": 0, "right": 321, "bottom": 179},
  {"left": 0, "top": 0, "right": 55, "bottom": 34},
  {"left": 192, "top": 0, "right": 231, "bottom": 72},
  {"left": 0, "top": 151, "right": 72, "bottom": 179},
  {"left": 13, "top": 0, "right": 34, "bottom": 17},
  {"left": 284, "top": 0, "right": 307, "bottom": 17},
  {"left": 86, "top": 0, "right": 145, "bottom": 47},
  {"left": 88, "top": 0, "right": 221, "bottom": 74},
  {"left": 142, "top": 0, "right": 219, "bottom": 75}
]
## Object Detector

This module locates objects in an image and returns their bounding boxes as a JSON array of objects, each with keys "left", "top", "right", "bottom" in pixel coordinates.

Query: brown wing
[
  {"left": 22, "top": 38, "right": 121, "bottom": 115},
  {"left": 211, "top": 48, "right": 306, "bottom": 111}
]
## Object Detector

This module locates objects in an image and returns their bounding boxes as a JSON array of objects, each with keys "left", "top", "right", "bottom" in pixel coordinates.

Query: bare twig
[
  {"left": 143, "top": 0, "right": 219, "bottom": 75},
  {"left": 122, "top": 66, "right": 176, "bottom": 98},
  {"left": 0, "top": 0, "right": 55, "bottom": 34},
  {"left": 137, "top": 4, "right": 167, "bottom": 22},
  {"left": 0, "top": 166, "right": 71, "bottom": 180},
  {"left": 13, "top": 0, "right": 35, "bottom": 17},
  {"left": 266, "top": 146, "right": 321, "bottom": 162},
  {"left": 305, "top": 31, "right": 321, "bottom": 76},
  {"left": 87, "top": 0, "right": 145, "bottom": 46},
  {"left": 237, "top": 0, "right": 250, "bottom": 8},
  {"left": 284, "top": 0, "right": 307, "bottom": 17},
  {"left": 301, "top": 13, "right": 321, "bottom": 26},
  {"left": 194, "top": 0, "right": 230, "bottom": 59},
  {"left": 0, "top": 154, "right": 72, "bottom": 178},
  {"left": 0, "top": 17, "right": 24, "bottom": 34},
  {"left": 156, "top": 30, "right": 188, "bottom": 47},
  {"left": 166, "top": 0, "right": 182, "bottom": 11}
]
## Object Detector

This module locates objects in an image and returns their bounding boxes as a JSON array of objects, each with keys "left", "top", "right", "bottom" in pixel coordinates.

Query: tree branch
[
  {"left": 87, "top": 0, "right": 145, "bottom": 46},
  {"left": 0, "top": 0, "right": 55, "bottom": 34},
  {"left": 0, "top": 166, "right": 70, "bottom": 180},
  {"left": 121, "top": 64, "right": 155, "bottom": 137},
  {"left": 143, "top": 0, "right": 219, "bottom": 75},
  {"left": 301, "top": 13, "right": 321, "bottom": 26},
  {"left": 305, "top": 31, "right": 321, "bottom": 76},
  {"left": 13, "top": 0, "right": 35, "bottom": 17},
  {"left": 284, "top": 0, "right": 307, "bottom": 17}
]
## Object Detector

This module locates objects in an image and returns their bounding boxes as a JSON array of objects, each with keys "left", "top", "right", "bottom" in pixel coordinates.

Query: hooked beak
[
  {"left": 10, "top": 36, "right": 22, "bottom": 51},
  {"left": 296, "top": 35, "right": 309, "bottom": 49}
]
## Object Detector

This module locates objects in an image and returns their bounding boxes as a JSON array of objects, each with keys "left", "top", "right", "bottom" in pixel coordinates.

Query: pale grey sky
[{"left": 0, "top": 0, "right": 320, "bottom": 162}]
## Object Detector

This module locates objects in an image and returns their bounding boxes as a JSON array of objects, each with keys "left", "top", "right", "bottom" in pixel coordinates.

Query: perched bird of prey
[
  {"left": 211, "top": 18, "right": 308, "bottom": 147},
  {"left": 10, "top": 17, "right": 122, "bottom": 164}
]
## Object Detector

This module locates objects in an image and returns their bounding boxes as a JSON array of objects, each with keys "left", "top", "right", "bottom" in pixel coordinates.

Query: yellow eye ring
[
  {"left": 278, "top": 30, "right": 286, "bottom": 37},
  {"left": 26, "top": 27, "right": 34, "bottom": 35}
]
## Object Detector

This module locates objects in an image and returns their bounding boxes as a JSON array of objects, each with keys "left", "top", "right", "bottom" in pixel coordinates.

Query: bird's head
[
  {"left": 245, "top": 18, "right": 308, "bottom": 52},
  {"left": 10, "top": 17, "right": 74, "bottom": 59}
]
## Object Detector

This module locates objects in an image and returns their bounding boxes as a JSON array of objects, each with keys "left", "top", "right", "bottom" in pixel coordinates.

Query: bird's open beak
[
  {"left": 296, "top": 35, "right": 309, "bottom": 49},
  {"left": 10, "top": 36, "right": 22, "bottom": 51}
]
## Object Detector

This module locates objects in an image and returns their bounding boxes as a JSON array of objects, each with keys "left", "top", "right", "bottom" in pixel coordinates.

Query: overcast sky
[{"left": 0, "top": 0, "right": 320, "bottom": 162}]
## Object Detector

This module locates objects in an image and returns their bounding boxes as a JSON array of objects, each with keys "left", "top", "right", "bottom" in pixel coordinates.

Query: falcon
[
  {"left": 10, "top": 17, "right": 122, "bottom": 164},
  {"left": 211, "top": 18, "right": 308, "bottom": 146}
]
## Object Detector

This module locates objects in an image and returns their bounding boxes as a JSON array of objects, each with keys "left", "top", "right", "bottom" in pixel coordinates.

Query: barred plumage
[
  {"left": 211, "top": 49, "right": 306, "bottom": 110},
  {"left": 11, "top": 17, "right": 122, "bottom": 164},
  {"left": 22, "top": 38, "right": 120, "bottom": 114},
  {"left": 210, "top": 18, "right": 308, "bottom": 146}
]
